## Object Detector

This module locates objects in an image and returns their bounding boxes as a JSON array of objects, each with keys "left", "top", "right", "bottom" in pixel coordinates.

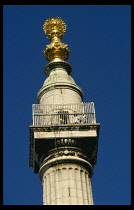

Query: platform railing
[{"left": 32, "top": 102, "right": 96, "bottom": 126}]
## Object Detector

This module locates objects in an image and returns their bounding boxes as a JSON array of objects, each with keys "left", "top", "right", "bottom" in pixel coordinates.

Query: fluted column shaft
[{"left": 42, "top": 163, "right": 93, "bottom": 205}]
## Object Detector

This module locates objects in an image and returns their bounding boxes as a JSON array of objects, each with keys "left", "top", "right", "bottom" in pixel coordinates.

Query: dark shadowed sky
[{"left": 3, "top": 5, "right": 131, "bottom": 205}]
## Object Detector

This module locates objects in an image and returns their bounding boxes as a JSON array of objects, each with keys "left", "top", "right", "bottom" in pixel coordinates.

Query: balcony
[{"left": 32, "top": 103, "right": 96, "bottom": 126}]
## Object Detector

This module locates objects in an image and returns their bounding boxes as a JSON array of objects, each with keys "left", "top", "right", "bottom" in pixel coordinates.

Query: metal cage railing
[{"left": 32, "top": 103, "right": 96, "bottom": 126}]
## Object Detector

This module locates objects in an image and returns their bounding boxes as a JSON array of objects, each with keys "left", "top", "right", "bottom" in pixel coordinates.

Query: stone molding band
[
  {"left": 44, "top": 61, "right": 72, "bottom": 76},
  {"left": 39, "top": 154, "right": 93, "bottom": 181}
]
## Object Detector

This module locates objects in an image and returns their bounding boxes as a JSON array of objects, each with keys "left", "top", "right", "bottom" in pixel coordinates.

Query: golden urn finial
[
  {"left": 42, "top": 17, "right": 70, "bottom": 62},
  {"left": 43, "top": 17, "right": 66, "bottom": 39}
]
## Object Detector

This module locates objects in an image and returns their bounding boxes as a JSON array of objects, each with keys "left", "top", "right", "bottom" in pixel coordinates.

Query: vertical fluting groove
[
  {"left": 42, "top": 179, "right": 44, "bottom": 205},
  {"left": 68, "top": 167, "right": 71, "bottom": 205},
  {"left": 55, "top": 170, "right": 59, "bottom": 204},
  {"left": 68, "top": 167, "right": 73, "bottom": 205},
  {"left": 55, "top": 168, "right": 61, "bottom": 205},
  {"left": 75, "top": 167, "right": 79, "bottom": 204},
  {"left": 63, "top": 167, "right": 70, "bottom": 205},
  {"left": 43, "top": 175, "right": 46, "bottom": 205},
  {"left": 89, "top": 179, "right": 94, "bottom": 205},
  {"left": 49, "top": 172, "right": 52, "bottom": 205},
  {"left": 43, "top": 174, "right": 47, "bottom": 205},
  {"left": 74, "top": 168, "right": 78, "bottom": 205},
  {"left": 85, "top": 172, "right": 90, "bottom": 205},
  {"left": 59, "top": 168, "right": 62, "bottom": 204},
  {"left": 66, "top": 168, "right": 70, "bottom": 205},
  {"left": 50, "top": 172, "right": 52, "bottom": 204},
  {"left": 84, "top": 172, "right": 89, "bottom": 205},
  {"left": 61, "top": 168, "right": 65, "bottom": 204},
  {"left": 43, "top": 176, "right": 47, "bottom": 205},
  {"left": 77, "top": 167, "right": 81, "bottom": 204},
  {"left": 55, "top": 169, "right": 59, "bottom": 204},
  {"left": 47, "top": 173, "right": 51, "bottom": 205},
  {"left": 80, "top": 169, "right": 85, "bottom": 204},
  {"left": 81, "top": 170, "right": 86, "bottom": 205},
  {"left": 77, "top": 168, "right": 83, "bottom": 205},
  {"left": 53, "top": 170, "right": 57, "bottom": 204},
  {"left": 70, "top": 167, "right": 77, "bottom": 205},
  {"left": 83, "top": 171, "right": 88, "bottom": 205}
]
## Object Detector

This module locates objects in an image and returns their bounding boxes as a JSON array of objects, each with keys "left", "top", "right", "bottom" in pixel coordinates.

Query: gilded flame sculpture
[
  {"left": 42, "top": 17, "right": 70, "bottom": 62},
  {"left": 43, "top": 17, "right": 66, "bottom": 39}
]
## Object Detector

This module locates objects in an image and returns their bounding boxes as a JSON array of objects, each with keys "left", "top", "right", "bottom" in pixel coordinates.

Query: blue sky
[{"left": 3, "top": 5, "right": 131, "bottom": 205}]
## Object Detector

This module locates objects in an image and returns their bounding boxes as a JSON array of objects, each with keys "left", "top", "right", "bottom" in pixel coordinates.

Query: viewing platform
[
  {"left": 32, "top": 102, "right": 96, "bottom": 126},
  {"left": 30, "top": 104, "right": 100, "bottom": 173}
]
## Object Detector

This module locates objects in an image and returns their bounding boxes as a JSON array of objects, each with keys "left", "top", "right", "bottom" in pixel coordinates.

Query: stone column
[
  {"left": 39, "top": 143, "right": 94, "bottom": 205},
  {"left": 42, "top": 164, "right": 93, "bottom": 205}
]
